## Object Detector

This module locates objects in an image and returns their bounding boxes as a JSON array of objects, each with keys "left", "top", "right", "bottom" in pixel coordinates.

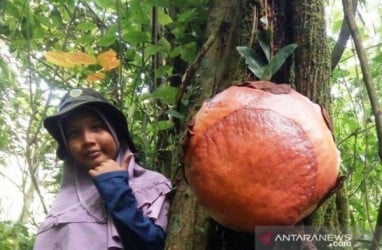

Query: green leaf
[
  {"left": 145, "top": 37, "right": 171, "bottom": 57},
  {"left": 169, "top": 46, "right": 182, "bottom": 58},
  {"left": 98, "top": 25, "right": 118, "bottom": 46},
  {"left": 157, "top": 120, "right": 174, "bottom": 131},
  {"left": 166, "top": 108, "right": 184, "bottom": 120},
  {"left": 0, "top": 0, "right": 7, "bottom": 11},
  {"left": 0, "top": 57, "right": 14, "bottom": 87},
  {"left": 78, "top": 34, "right": 96, "bottom": 46},
  {"left": 180, "top": 42, "right": 197, "bottom": 63},
  {"left": 98, "top": 33, "right": 116, "bottom": 46},
  {"left": 21, "top": 16, "right": 34, "bottom": 39},
  {"left": 158, "top": 37, "right": 171, "bottom": 54},
  {"left": 236, "top": 46, "right": 266, "bottom": 78},
  {"left": 261, "top": 43, "right": 298, "bottom": 80},
  {"left": 76, "top": 22, "right": 97, "bottom": 32},
  {"left": 122, "top": 30, "right": 149, "bottom": 45},
  {"left": 152, "top": 85, "right": 177, "bottom": 105},
  {"left": 94, "top": 0, "right": 115, "bottom": 9},
  {"left": 155, "top": 65, "right": 172, "bottom": 78},
  {"left": 138, "top": 92, "right": 152, "bottom": 103},
  {"left": 49, "top": 7, "right": 63, "bottom": 27},
  {"left": 247, "top": 61, "right": 265, "bottom": 79},
  {"left": 32, "top": 22, "right": 46, "bottom": 39},
  {"left": 158, "top": 9, "right": 172, "bottom": 25},
  {"left": 145, "top": 43, "right": 162, "bottom": 57},
  {"left": 177, "top": 9, "right": 195, "bottom": 22},
  {"left": 372, "top": 53, "right": 382, "bottom": 64},
  {"left": 256, "top": 30, "right": 271, "bottom": 62}
]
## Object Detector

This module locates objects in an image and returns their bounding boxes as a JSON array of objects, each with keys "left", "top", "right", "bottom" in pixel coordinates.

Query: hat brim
[
  {"left": 44, "top": 100, "right": 111, "bottom": 140},
  {"left": 44, "top": 100, "right": 136, "bottom": 159}
]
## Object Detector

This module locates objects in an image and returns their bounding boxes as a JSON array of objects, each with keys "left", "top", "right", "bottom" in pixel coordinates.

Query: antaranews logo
[
  {"left": 255, "top": 226, "right": 353, "bottom": 249},
  {"left": 274, "top": 233, "right": 352, "bottom": 248},
  {"left": 258, "top": 231, "right": 274, "bottom": 246}
]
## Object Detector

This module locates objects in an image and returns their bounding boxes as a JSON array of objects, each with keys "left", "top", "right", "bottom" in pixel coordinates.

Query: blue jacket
[{"left": 94, "top": 171, "right": 170, "bottom": 250}]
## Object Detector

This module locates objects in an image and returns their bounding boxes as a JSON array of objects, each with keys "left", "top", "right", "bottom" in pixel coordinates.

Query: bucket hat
[{"left": 44, "top": 88, "right": 136, "bottom": 159}]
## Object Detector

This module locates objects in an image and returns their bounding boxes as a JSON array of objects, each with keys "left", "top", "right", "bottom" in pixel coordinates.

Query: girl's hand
[{"left": 89, "top": 153, "right": 133, "bottom": 177}]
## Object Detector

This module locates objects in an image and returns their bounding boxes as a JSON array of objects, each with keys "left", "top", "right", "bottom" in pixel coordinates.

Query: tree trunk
[
  {"left": 166, "top": 0, "right": 254, "bottom": 249},
  {"left": 291, "top": 0, "right": 331, "bottom": 108},
  {"left": 291, "top": 0, "right": 349, "bottom": 239}
]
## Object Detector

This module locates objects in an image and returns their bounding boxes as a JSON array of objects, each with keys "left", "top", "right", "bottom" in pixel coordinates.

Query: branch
[
  {"left": 337, "top": 125, "right": 375, "bottom": 146},
  {"left": 80, "top": 0, "right": 108, "bottom": 30},
  {"left": 371, "top": 199, "right": 382, "bottom": 250},
  {"left": 331, "top": 0, "right": 357, "bottom": 71},
  {"left": 151, "top": 6, "right": 161, "bottom": 89},
  {"left": 175, "top": 33, "right": 218, "bottom": 107},
  {"left": 342, "top": 0, "right": 382, "bottom": 249},
  {"left": 0, "top": 171, "right": 23, "bottom": 193},
  {"left": 342, "top": 0, "right": 382, "bottom": 161}
]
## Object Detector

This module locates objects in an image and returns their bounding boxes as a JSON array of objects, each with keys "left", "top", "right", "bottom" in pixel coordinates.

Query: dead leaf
[
  {"left": 66, "top": 51, "right": 97, "bottom": 66},
  {"left": 97, "top": 49, "right": 120, "bottom": 71},
  {"left": 44, "top": 51, "right": 76, "bottom": 68},
  {"left": 86, "top": 72, "right": 105, "bottom": 82}
]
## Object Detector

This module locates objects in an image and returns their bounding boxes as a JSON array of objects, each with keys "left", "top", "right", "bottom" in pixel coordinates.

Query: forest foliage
[{"left": 0, "top": 0, "right": 381, "bottom": 248}]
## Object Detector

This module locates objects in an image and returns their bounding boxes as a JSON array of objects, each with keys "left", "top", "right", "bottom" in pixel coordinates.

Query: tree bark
[
  {"left": 291, "top": 0, "right": 331, "bottom": 108},
  {"left": 291, "top": 1, "right": 349, "bottom": 247},
  {"left": 165, "top": 0, "right": 254, "bottom": 249}
]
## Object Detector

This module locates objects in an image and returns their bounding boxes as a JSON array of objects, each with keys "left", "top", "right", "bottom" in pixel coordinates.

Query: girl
[{"left": 34, "top": 88, "right": 172, "bottom": 250}]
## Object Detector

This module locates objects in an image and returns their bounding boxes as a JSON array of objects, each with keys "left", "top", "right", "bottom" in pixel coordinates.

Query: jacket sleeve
[{"left": 93, "top": 171, "right": 167, "bottom": 250}]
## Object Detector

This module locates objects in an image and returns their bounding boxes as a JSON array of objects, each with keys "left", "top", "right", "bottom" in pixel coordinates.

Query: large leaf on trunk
[
  {"left": 236, "top": 46, "right": 266, "bottom": 79},
  {"left": 261, "top": 44, "right": 297, "bottom": 80}
]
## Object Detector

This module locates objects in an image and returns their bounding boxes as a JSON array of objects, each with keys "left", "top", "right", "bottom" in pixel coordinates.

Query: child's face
[{"left": 64, "top": 109, "right": 118, "bottom": 169}]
